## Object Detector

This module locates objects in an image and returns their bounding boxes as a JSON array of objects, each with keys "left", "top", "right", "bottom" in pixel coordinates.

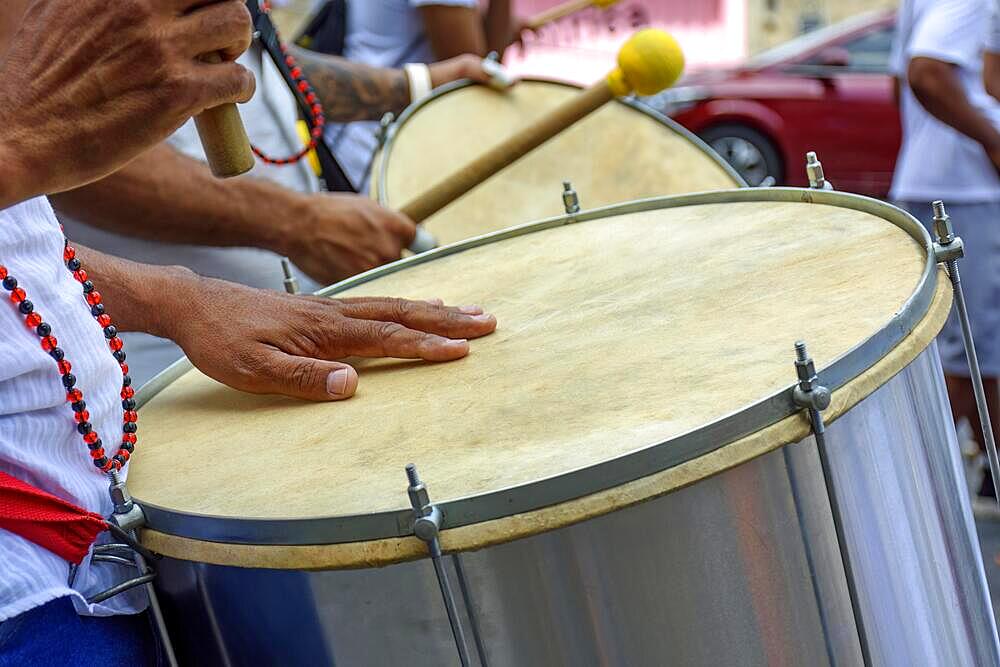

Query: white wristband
[{"left": 404, "top": 63, "right": 433, "bottom": 103}]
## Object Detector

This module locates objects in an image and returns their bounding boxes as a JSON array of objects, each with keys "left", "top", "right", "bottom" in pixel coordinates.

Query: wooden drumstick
[
  {"left": 526, "top": 0, "right": 620, "bottom": 31},
  {"left": 400, "top": 29, "right": 684, "bottom": 224},
  {"left": 194, "top": 52, "right": 256, "bottom": 178}
]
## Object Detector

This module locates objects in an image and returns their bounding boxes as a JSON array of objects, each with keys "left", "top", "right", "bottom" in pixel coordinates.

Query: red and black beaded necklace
[
  {"left": 0, "top": 237, "right": 136, "bottom": 474},
  {"left": 0, "top": 2, "right": 318, "bottom": 474},
  {"left": 250, "top": 0, "right": 327, "bottom": 167}
]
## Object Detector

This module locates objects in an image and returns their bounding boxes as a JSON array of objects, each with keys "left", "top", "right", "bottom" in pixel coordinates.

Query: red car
[{"left": 648, "top": 10, "right": 899, "bottom": 197}]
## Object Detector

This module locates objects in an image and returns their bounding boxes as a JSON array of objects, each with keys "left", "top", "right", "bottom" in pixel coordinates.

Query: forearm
[
  {"left": 484, "top": 0, "right": 514, "bottom": 56},
  {"left": 50, "top": 143, "right": 305, "bottom": 254},
  {"left": 909, "top": 58, "right": 1000, "bottom": 152},
  {"left": 74, "top": 244, "right": 198, "bottom": 338},
  {"left": 986, "top": 52, "right": 1000, "bottom": 102},
  {"left": 419, "top": 7, "right": 487, "bottom": 59},
  {"left": 287, "top": 45, "right": 410, "bottom": 122}
]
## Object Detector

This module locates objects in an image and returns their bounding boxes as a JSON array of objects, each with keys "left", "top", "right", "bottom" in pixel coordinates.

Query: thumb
[
  {"left": 478, "top": 57, "right": 515, "bottom": 89},
  {"left": 388, "top": 209, "right": 418, "bottom": 246},
  {"left": 254, "top": 352, "right": 360, "bottom": 401}
]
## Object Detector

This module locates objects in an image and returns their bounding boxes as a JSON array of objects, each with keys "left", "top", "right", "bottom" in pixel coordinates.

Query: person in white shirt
[
  {"left": 0, "top": 1, "right": 496, "bottom": 663},
  {"left": 982, "top": 3, "right": 1000, "bottom": 105},
  {"left": 891, "top": 0, "right": 1000, "bottom": 498},
  {"left": 327, "top": 0, "right": 521, "bottom": 190}
]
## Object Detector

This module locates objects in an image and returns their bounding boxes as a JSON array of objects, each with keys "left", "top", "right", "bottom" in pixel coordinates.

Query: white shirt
[
  {"left": 890, "top": 0, "right": 1000, "bottom": 202},
  {"left": 61, "top": 43, "right": 323, "bottom": 387},
  {"left": 325, "top": 0, "right": 479, "bottom": 190},
  {"left": 991, "top": 1, "right": 1000, "bottom": 53},
  {"left": 0, "top": 198, "right": 145, "bottom": 621}
]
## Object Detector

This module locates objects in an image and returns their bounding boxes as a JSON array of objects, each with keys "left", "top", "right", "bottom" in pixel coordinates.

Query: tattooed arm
[{"left": 288, "top": 45, "right": 494, "bottom": 122}]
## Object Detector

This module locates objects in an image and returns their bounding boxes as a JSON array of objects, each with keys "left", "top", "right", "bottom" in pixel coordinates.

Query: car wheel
[{"left": 699, "top": 124, "right": 783, "bottom": 187}]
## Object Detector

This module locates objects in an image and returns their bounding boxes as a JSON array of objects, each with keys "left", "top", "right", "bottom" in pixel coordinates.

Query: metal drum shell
[
  {"left": 150, "top": 348, "right": 999, "bottom": 666},
  {"left": 132, "top": 189, "right": 999, "bottom": 665}
]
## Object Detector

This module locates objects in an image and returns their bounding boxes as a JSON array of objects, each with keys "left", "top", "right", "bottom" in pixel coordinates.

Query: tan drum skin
[
  {"left": 132, "top": 193, "right": 950, "bottom": 569},
  {"left": 370, "top": 79, "right": 741, "bottom": 245}
]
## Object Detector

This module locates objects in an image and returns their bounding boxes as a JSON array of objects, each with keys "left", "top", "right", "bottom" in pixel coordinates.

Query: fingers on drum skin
[
  {"left": 325, "top": 363, "right": 359, "bottom": 399},
  {"left": 335, "top": 296, "right": 459, "bottom": 309},
  {"left": 337, "top": 296, "right": 486, "bottom": 316},
  {"left": 338, "top": 320, "right": 471, "bottom": 361},
  {"left": 175, "top": 0, "right": 253, "bottom": 61},
  {"left": 246, "top": 352, "right": 360, "bottom": 401},
  {"left": 337, "top": 299, "right": 496, "bottom": 338}
]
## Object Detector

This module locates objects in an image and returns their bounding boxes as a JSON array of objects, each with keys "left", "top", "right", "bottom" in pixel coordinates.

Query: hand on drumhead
[
  {"left": 281, "top": 194, "right": 416, "bottom": 284},
  {"left": 171, "top": 280, "right": 497, "bottom": 401},
  {"left": 429, "top": 54, "right": 514, "bottom": 89}
]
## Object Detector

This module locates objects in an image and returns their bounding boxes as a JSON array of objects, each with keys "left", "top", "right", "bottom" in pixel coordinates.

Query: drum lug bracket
[
  {"left": 376, "top": 112, "right": 395, "bottom": 147},
  {"left": 64, "top": 471, "right": 180, "bottom": 666},
  {"left": 790, "top": 340, "right": 873, "bottom": 663},
  {"left": 931, "top": 201, "right": 1000, "bottom": 508},
  {"left": 562, "top": 181, "right": 581, "bottom": 216},
  {"left": 805, "top": 151, "right": 834, "bottom": 191},
  {"left": 792, "top": 340, "right": 832, "bottom": 424},
  {"left": 404, "top": 464, "right": 475, "bottom": 667},
  {"left": 280, "top": 257, "right": 301, "bottom": 295},
  {"left": 931, "top": 202, "right": 965, "bottom": 264}
]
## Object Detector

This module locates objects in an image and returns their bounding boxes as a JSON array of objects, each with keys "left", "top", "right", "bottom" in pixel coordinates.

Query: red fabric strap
[{"left": 0, "top": 471, "right": 107, "bottom": 564}]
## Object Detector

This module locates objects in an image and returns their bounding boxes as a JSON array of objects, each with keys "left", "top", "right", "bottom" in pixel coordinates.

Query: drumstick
[
  {"left": 526, "top": 0, "right": 620, "bottom": 31},
  {"left": 193, "top": 53, "right": 256, "bottom": 178},
  {"left": 400, "top": 29, "right": 684, "bottom": 224}
]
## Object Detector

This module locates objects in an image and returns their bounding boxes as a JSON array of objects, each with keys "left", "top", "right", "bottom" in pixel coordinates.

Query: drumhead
[
  {"left": 371, "top": 79, "right": 743, "bottom": 245},
  {"left": 132, "top": 189, "right": 949, "bottom": 568}
]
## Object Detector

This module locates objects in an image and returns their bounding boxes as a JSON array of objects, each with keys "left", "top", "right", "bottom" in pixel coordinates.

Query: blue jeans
[
  {"left": 898, "top": 200, "right": 1000, "bottom": 377},
  {"left": 0, "top": 597, "right": 158, "bottom": 666}
]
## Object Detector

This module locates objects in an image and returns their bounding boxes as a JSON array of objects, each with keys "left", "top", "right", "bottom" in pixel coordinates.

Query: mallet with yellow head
[{"left": 401, "top": 29, "right": 685, "bottom": 224}]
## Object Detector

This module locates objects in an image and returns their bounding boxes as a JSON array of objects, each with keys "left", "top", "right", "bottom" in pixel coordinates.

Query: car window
[
  {"left": 803, "top": 25, "right": 896, "bottom": 73},
  {"left": 746, "top": 11, "right": 891, "bottom": 68}
]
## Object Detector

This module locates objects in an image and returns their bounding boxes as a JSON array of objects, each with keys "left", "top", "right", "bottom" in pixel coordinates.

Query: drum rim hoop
[
  {"left": 372, "top": 76, "right": 747, "bottom": 205},
  {"left": 134, "top": 188, "right": 940, "bottom": 548}
]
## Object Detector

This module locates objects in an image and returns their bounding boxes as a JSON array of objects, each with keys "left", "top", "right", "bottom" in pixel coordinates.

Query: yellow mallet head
[{"left": 606, "top": 29, "right": 685, "bottom": 97}]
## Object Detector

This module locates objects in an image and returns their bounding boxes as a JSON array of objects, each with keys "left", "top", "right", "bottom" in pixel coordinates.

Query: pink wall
[{"left": 505, "top": 0, "right": 747, "bottom": 84}]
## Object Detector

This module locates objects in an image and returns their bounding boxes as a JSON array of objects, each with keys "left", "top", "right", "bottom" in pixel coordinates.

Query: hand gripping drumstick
[
  {"left": 399, "top": 29, "right": 685, "bottom": 224},
  {"left": 526, "top": 0, "right": 620, "bottom": 31},
  {"left": 193, "top": 53, "right": 256, "bottom": 178}
]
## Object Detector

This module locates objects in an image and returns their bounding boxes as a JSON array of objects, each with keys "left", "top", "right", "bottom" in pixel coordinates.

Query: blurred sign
[{"left": 505, "top": 0, "right": 747, "bottom": 83}]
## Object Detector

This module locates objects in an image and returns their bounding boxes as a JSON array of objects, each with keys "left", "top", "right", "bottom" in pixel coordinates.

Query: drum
[
  {"left": 132, "top": 188, "right": 999, "bottom": 667},
  {"left": 370, "top": 78, "right": 743, "bottom": 246}
]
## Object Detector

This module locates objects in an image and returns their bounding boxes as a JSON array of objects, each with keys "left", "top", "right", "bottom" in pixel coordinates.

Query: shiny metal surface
[
  {"left": 824, "top": 346, "right": 999, "bottom": 666},
  {"left": 134, "top": 188, "right": 942, "bottom": 547},
  {"left": 153, "top": 349, "right": 998, "bottom": 666},
  {"left": 932, "top": 201, "right": 1000, "bottom": 509}
]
